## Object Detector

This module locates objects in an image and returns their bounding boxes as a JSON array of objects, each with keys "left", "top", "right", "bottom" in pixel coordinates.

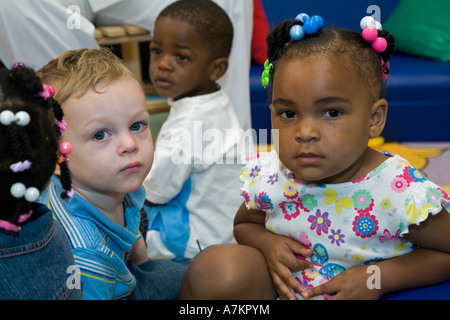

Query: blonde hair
[{"left": 38, "top": 48, "right": 138, "bottom": 104}]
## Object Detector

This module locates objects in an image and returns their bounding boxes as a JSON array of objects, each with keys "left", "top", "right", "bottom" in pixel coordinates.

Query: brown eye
[{"left": 324, "top": 109, "right": 341, "bottom": 118}]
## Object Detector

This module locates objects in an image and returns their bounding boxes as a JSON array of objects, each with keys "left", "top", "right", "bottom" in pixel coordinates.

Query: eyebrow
[
  {"left": 151, "top": 39, "right": 192, "bottom": 51},
  {"left": 316, "top": 96, "right": 351, "bottom": 105},
  {"left": 272, "top": 96, "right": 351, "bottom": 107}
]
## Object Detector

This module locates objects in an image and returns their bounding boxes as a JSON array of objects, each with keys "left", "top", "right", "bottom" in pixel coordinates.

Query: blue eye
[
  {"left": 93, "top": 130, "right": 110, "bottom": 141},
  {"left": 130, "top": 122, "right": 144, "bottom": 131}
]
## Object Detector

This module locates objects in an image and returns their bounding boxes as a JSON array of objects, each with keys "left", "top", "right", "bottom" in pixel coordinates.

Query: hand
[
  {"left": 129, "top": 236, "right": 149, "bottom": 265},
  {"left": 261, "top": 234, "right": 314, "bottom": 300},
  {"left": 302, "top": 265, "right": 383, "bottom": 300}
]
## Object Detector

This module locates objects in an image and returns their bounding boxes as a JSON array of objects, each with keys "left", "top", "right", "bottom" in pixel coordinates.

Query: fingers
[
  {"left": 287, "top": 238, "right": 314, "bottom": 258},
  {"left": 302, "top": 280, "right": 337, "bottom": 300},
  {"left": 271, "top": 273, "right": 298, "bottom": 300},
  {"left": 269, "top": 260, "right": 308, "bottom": 300}
]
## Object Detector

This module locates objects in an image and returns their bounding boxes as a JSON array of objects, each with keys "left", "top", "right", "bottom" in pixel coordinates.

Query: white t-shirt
[{"left": 144, "top": 89, "right": 247, "bottom": 260}]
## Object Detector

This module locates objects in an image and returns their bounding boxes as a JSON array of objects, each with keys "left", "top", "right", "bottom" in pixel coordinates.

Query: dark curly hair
[
  {"left": 156, "top": 0, "right": 233, "bottom": 59},
  {"left": 266, "top": 18, "right": 395, "bottom": 101},
  {"left": 0, "top": 64, "right": 71, "bottom": 227}
]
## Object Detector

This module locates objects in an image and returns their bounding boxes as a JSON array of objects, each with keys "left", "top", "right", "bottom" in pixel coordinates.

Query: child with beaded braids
[
  {"left": 179, "top": 14, "right": 450, "bottom": 300},
  {"left": 0, "top": 64, "right": 82, "bottom": 299}
]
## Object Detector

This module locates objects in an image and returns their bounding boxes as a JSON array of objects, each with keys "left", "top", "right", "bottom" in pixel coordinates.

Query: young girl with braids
[
  {"left": 179, "top": 14, "right": 450, "bottom": 300},
  {"left": 38, "top": 48, "right": 187, "bottom": 300},
  {"left": 0, "top": 64, "right": 82, "bottom": 299}
]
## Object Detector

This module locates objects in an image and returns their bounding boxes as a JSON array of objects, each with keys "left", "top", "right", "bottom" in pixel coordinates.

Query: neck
[{"left": 72, "top": 186, "right": 125, "bottom": 226}]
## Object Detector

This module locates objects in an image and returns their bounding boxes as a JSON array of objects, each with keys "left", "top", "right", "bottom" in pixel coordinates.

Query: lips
[
  {"left": 295, "top": 153, "right": 324, "bottom": 165},
  {"left": 153, "top": 76, "right": 173, "bottom": 89},
  {"left": 120, "top": 161, "right": 142, "bottom": 174}
]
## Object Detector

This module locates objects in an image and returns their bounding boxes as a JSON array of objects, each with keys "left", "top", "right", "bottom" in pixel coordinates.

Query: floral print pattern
[{"left": 240, "top": 151, "right": 449, "bottom": 300}]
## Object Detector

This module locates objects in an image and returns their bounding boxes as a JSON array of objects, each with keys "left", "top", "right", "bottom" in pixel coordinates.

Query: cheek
[{"left": 139, "top": 138, "right": 155, "bottom": 168}]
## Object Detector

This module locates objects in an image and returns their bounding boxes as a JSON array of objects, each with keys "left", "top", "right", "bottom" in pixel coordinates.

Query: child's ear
[
  {"left": 208, "top": 57, "right": 228, "bottom": 82},
  {"left": 369, "top": 98, "right": 388, "bottom": 138}
]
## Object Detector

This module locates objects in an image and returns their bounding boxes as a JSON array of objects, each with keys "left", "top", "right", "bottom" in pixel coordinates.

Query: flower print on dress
[
  {"left": 284, "top": 181, "right": 298, "bottom": 199},
  {"left": 438, "top": 187, "right": 450, "bottom": 201},
  {"left": 323, "top": 188, "right": 353, "bottom": 213},
  {"left": 249, "top": 165, "right": 261, "bottom": 178},
  {"left": 328, "top": 229, "right": 345, "bottom": 246},
  {"left": 403, "top": 166, "right": 427, "bottom": 185},
  {"left": 255, "top": 192, "right": 274, "bottom": 211},
  {"left": 426, "top": 187, "right": 446, "bottom": 207},
  {"left": 267, "top": 173, "right": 278, "bottom": 185},
  {"left": 300, "top": 194, "right": 317, "bottom": 212},
  {"left": 352, "top": 174, "right": 368, "bottom": 184},
  {"left": 241, "top": 190, "right": 250, "bottom": 204},
  {"left": 311, "top": 243, "right": 346, "bottom": 280},
  {"left": 352, "top": 189, "right": 375, "bottom": 214},
  {"left": 240, "top": 167, "right": 247, "bottom": 180},
  {"left": 302, "top": 268, "right": 319, "bottom": 282},
  {"left": 380, "top": 199, "right": 391, "bottom": 210},
  {"left": 308, "top": 209, "right": 331, "bottom": 235},
  {"left": 295, "top": 276, "right": 314, "bottom": 291},
  {"left": 247, "top": 192, "right": 273, "bottom": 211},
  {"left": 280, "top": 201, "right": 301, "bottom": 221},
  {"left": 378, "top": 228, "right": 400, "bottom": 243},
  {"left": 391, "top": 176, "right": 408, "bottom": 193},
  {"left": 353, "top": 212, "right": 379, "bottom": 238}
]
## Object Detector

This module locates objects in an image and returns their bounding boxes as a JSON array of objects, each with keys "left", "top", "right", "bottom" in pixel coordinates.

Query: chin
[{"left": 121, "top": 180, "right": 145, "bottom": 194}]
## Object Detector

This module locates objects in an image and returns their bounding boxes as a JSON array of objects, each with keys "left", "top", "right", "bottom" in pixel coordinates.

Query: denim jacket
[{"left": 0, "top": 203, "right": 83, "bottom": 300}]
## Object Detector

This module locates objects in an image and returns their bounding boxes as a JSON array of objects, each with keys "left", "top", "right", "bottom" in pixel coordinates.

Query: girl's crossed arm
[{"left": 234, "top": 203, "right": 313, "bottom": 300}]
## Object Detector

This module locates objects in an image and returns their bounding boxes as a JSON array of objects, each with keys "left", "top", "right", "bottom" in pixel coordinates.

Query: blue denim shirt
[{"left": 0, "top": 203, "right": 83, "bottom": 300}]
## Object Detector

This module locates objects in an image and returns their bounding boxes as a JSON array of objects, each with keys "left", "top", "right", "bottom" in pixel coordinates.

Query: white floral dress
[{"left": 240, "top": 151, "right": 449, "bottom": 299}]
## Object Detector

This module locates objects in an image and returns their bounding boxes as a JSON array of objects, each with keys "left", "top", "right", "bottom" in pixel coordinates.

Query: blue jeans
[
  {"left": 0, "top": 204, "right": 83, "bottom": 300},
  {"left": 127, "top": 259, "right": 188, "bottom": 300}
]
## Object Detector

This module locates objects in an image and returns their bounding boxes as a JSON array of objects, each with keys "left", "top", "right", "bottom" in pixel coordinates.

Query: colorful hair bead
[
  {"left": 56, "top": 119, "right": 67, "bottom": 133},
  {"left": 360, "top": 16, "right": 387, "bottom": 53},
  {"left": 59, "top": 141, "right": 72, "bottom": 156},
  {"left": 304, "top": 15, "right": 324, "bottom": 34},
  {"left": 362, "top": 26, "right": 378, "bottom": 42},
  {"left": 360, "top": 16, "right": 391, "bottom": 79},
  {"left": 372, "top": 37, "right": 388, "bottom": 53},
  {"left": 10, "top": 182, "right": 40, "bottom": 202},
  {"left": 36, "top": 84, "right": 55, "bottom": 100},
  {"left": 289, "top": 25, "right": 305, "bottom": 41},
  {"left": 10, "top": 160, "right": 32, "bottom": 173},
  {"left": 0, "top": 110, "right": 30, "bottom": 126},
  {"left": 289, "top": 13, "right": 324, "bottom": 41},
  {"left": 261, "top": 59, "right": 273, "bottom": 88}
]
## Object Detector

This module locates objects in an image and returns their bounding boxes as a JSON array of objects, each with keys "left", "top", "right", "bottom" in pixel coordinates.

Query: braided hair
[
  {"left": 266, "top": 18, "right": 395, "bottom": 101},
  {"left": 0, "top": 64, "right": 72, "bottom": 228}
]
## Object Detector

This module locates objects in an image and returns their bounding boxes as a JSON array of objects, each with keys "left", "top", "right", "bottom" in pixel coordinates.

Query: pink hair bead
[
  {"left": 372, "top": 37, "right": 387, "bottom": 53},
  {"left": 362, "top": 27, "right": 378, "bottom": 42},
  {"left": 59, "top": 141, "right": 72, "bottom": 155},
  {"left": 37, "top": 84, "right": 55, "bottom": 99}
]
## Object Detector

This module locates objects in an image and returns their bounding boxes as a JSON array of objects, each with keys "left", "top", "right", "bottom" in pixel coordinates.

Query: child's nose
[
  {"left": 157, "top": 54, "right": 173, "bottom": 71},
  {"left": 119, "top": 133, "right": 138, "bottom": 154},
  {"left": 295, "top": 118, "right": 320, "bottom": 142}
]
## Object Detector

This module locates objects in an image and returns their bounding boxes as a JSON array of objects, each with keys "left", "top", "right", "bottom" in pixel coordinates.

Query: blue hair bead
[
  {"left": 310, "top": 15, "right": 324, "bottom": 28},
  {"left": 295, "top": 13, "right": 310, "bottom": 22},
  {"left": 289, "top": 24, "right": 305, "bottom": 41},
  {"left": 303, "top": 18, "right": 319, "bottom": 34}
]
